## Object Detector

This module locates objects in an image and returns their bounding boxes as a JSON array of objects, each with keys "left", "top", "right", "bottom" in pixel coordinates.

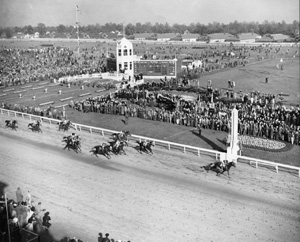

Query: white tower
[
  {"left": 116, "top": 37, "right": 134, "bottom": 78},
  {"left": 226, "top": 107, "right": 240, "bottom": 162}
]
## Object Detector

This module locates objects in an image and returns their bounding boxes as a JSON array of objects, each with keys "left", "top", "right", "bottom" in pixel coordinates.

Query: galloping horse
[
  {"left": 112, "top": 130, "right": 131, "bottom": 146},
  {"left": 90, "top": 143, "right": 112, "bottom": 159},
  {"left": 58, "top": 120, "right": 73, "bottom": 132},
  {"left": 137, "top": 140, "right": 154, "bottom": 154},
  {"left": 63, "top": 135, "right": 81, "bottom": 153},
  {"left": 5, "top": 120, "right": 18, "bottom": 131},
  {"left": 109, "top": 140, "right": 126, "bottom": 155},
  {"left": 201, "top": 160, "right": 236, "bottom": 178},
  {"left": 28, "top": 121, "right": 42, "bottom": 133}
]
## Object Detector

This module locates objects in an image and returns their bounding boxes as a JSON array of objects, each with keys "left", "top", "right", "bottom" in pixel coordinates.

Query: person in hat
[
  {"left": 102, "top": 233, "right": 110, "bottom": 242},
  {"left": 42, "top": 212, "right": 51, "bottom": 229},
  {"left": 16, "top": 187, "right": 24, "bottom": 204},
  {"left": 70, "top": 133, "right": 77, "bottom": 145},
  {"left": 98, "top": 233, "right": 103, "bottom": 242}
]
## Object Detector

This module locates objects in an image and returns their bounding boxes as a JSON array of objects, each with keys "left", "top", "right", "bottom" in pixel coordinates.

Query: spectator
[
  {"left": 42, "top": 211, "right": 51, "bottom": 229},
  {"left": 16, "top": 187, "right": 24, "bottom": 204},
  {"left": 26, "top": 190, "right": 32, "bottom": 207}
]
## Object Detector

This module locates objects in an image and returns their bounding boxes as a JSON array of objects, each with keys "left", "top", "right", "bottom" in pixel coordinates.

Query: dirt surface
[{"left": 0, "top": 114, "right": 300, "bottom": 242}]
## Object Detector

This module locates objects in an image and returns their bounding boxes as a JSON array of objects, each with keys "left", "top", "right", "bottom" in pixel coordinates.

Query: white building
[
  {"left": 116, "top": 37, "right": 135, "bottom": 78},
  {"left": 182, "top": 33, "right": 199, "bottom": 42},
  {"left": 239, "top": 33, "right": 261, "bottom": 43}
]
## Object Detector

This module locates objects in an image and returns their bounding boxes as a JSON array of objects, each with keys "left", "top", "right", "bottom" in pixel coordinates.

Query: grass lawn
[{"left": 65, "top": 107, "right": 300, "bottom": 167}]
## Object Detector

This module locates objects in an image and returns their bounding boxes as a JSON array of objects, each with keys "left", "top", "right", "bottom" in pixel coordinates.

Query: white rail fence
[{"left": 1, "top": 108, "right": 299, "bottom": 177}]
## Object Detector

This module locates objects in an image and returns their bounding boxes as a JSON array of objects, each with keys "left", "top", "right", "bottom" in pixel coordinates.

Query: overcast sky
[{"left": 0, "top": 0, "right": 299, "bottom": 27}]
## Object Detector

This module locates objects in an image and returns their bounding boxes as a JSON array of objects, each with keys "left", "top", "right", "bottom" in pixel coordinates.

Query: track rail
[{"left": 1, "top": 108, "right": 299, "bottom": 177}]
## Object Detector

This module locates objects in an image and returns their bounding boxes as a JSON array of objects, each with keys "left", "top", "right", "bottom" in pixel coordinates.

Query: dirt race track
[{"left": 0, "top": 114, "right": 300, "bottom": 242}]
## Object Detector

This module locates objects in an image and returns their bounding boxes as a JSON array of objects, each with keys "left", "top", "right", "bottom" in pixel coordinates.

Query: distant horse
[
  {"left": 5, "top": 120, "right": 18, "bottom": 131},
  {"left": 201, "top": 160, "right": 236, "bottom": 178},
  {"left": 112, "top": 130, "right": 131, "bottom": 146},
  {"left": 137, "top": 140, "right": 154, "bottom": 154},
  {"left": 90, "top": 144, "right": 111, "bottom": 159},
  {"left": 28, "top": 121, "right": 42, "bottom": 133},
  {"left": 58, "top": 120, "right": 73, "bottom": 132}
]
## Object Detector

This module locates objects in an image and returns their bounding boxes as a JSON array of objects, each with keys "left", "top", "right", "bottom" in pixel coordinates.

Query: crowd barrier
[
  {"left": 1, "top": 108, "right": 299, "bottom": 177},
  {"left": 58, "top": 73, "right": 104, "bottom": 83}
]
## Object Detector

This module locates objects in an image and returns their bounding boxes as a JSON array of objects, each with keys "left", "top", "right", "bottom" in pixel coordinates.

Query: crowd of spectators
[
  {"left": 0, "top": 46, "right": 107, "bottom": 87},
  {"left": 69, "top": 81, "right": 300, "bottom": 145},
  {"left": 0, "top": 190, "right": 131, "bottom": 242},
  {"left": 0, "top": 187, "right": 51, "bottom": 239}
]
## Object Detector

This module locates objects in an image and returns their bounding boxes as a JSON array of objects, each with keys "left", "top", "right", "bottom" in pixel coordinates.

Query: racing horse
[
  {"left": 111, "top": 130, "right": 131, "bottom": 146},
  {"left": 109, "top": 140, "right": 126, "bottom": 155},
  {"left": 201, "top": 160, "right": 236, "bottom": 178},
  {"left": 62, "top": 135, "right": 81, "bottom": 153},
  {"left": 90, "top": 143, "right": 112, "bottom": 159},
  {"left": 137, "top": 140, "right": 154, "bottom": 154},
  {"left": 58, "top": 120, "right": 74, "bottom": 132},
  {"left": 5, "top": 120, "right": 18, "bottom": 131},
  {"left": 28, "top": 121, "right": 42, "bottom": 133}
]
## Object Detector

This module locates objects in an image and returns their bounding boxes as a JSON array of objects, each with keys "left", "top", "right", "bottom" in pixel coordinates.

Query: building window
[
  {"left": 129, "top": 49, "right": 132, "bottom": 55},
  {"left": 119, "top": 64, "right": 122, "bottom": 70},
  {"left": 118, "top": 49, "right": 121, "bottom": 56},
  {"left": 124, "top": 62, "right": 128, "bottom": 70},
  {"left": 130, "top": 62, "right": 132, "bottom": 70},
  {"left": 123, "top": 49, "right": 128, "bottom": 56}
]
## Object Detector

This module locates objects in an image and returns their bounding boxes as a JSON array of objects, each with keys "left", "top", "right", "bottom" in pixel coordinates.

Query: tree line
[{"left": 1, "top": 20, "right": 299, "bottom": 39}]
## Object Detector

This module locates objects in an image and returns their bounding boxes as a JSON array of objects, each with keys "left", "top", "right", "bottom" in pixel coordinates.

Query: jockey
[
  {"left": 114, "top": 139, "right": 120, "bottom": 149},
  {"left": 143, "top": 140, "right": 148, "bottom": 147},
  {"left": 120, "top": 130, "right": 125, "bottom": 138},
  {"left": 70, "top": 133, "right": 77, "bottom": 144},
  {"left": 101, "top": 143, "right": 107, "bottom": 149},
  {"left": 210, "top": 160, "right": 225, "bottom": 169}
]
